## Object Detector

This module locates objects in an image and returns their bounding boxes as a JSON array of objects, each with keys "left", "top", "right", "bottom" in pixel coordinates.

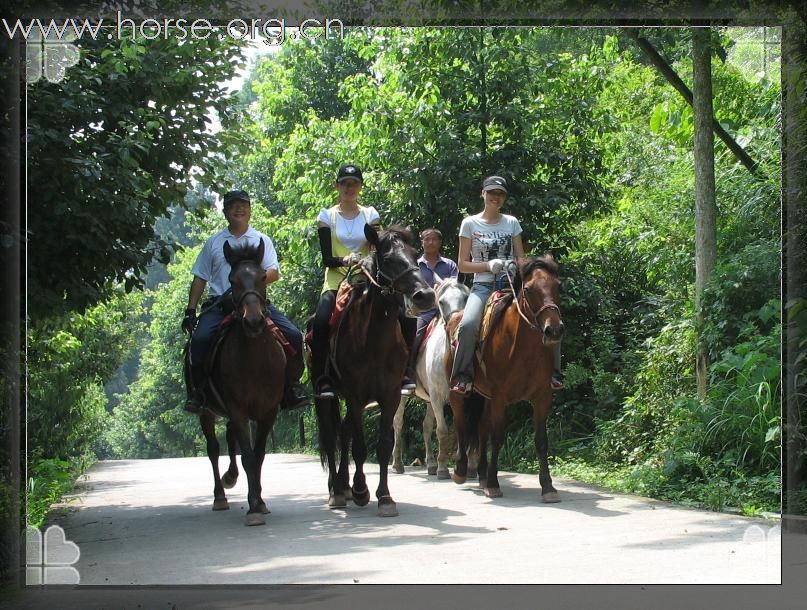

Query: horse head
[
  {"left": 517, "top": 254, "right": 564, "bottom": 346},
  {"left": 364, "top": 223, "right": 435, "bottom": 314},
  {"left": 223, "top": 240, "right": 268, "bottom": 338},
  {"left": 434, "top": 276, "right": 470, "bottom": 324}
]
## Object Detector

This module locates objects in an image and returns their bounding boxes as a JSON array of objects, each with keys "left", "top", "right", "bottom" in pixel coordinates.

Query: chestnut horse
[
  {"left": 392, "top": 275, "right": 470, "bottom": 478},
  {"left": 315, "top": 224, "right": 435, "bottom": 517},
  {"left": 198, "top": 240, "right": 286, "bottom": 526},
  {"left": 449, "top": 254, "right": 564, "bottom": 501}
]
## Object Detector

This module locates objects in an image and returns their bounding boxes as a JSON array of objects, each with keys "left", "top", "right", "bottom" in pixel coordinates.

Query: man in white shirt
[{"left": 181, "top": 189, "right": 308, "bottom": 414}]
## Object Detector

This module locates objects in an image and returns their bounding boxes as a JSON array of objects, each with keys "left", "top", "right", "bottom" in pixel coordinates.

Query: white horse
[{"left": 392, "top": 275, "right": 470, "bottom": 478}]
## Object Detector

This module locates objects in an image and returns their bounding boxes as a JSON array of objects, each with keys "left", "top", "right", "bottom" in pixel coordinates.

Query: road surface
[{"left": 46, "top": 453, "right": 780, "bottom": 585}]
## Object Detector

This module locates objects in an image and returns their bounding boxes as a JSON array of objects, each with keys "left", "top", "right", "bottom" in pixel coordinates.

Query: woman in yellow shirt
[{"left": 310, "top": 164, "right": 417, "bottom": 398}]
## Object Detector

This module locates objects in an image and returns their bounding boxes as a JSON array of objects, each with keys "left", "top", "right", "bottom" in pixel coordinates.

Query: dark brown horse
[
  {"left": 199, "top": 239, "right": 286, "bottom": 526},
  {"left": 315, "top": 224, "right": 435, "bottom": 517},
  {"left": 449, "top": 254, "right": 564, "bottom": 502}
]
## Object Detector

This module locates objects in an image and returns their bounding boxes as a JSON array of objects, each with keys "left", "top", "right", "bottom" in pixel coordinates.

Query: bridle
[
  {"left": 504, "top": 267, "right": 560, "bottom": 334},
  {"left": 359, "top": 247, "right": 421, "bottom": 297},
  {"left": 435, "top": 279, "right": 468, "bottom": 324},
  {"left": 231, "top": 264, "right": 267, "bottom": 322}
]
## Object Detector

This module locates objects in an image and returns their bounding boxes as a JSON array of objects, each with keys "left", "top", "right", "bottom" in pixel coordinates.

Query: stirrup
[
  {"left": 184, "top": 396, "right": 202, "bottom": 414},
  {"left": 450, "top": 379, "right": 472, "bottom": 394},
  {"left": 401, "top": 376, "right": 416, "bottom": 396},
  {"left": 314, "top": 378, "right": 336, "bottom": 399}
]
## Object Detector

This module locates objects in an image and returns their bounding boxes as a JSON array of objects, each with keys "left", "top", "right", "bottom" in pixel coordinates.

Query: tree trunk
[
  {"left": 783, "top": 12, "right": 807, "bottom": 529},
  {"left": 692, "top": 27, "right": 717, "bottom": 400},
  {"left": 623, "top": 29, "right": 758, "bottom": 175}
]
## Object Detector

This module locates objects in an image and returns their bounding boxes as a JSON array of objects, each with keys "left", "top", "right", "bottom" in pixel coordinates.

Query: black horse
[
  {"left": 315, "top": 224, "right": 435, "bottom": 516},
  {"left": 198, "top": 239, "right": 286, "bottom": 526}
]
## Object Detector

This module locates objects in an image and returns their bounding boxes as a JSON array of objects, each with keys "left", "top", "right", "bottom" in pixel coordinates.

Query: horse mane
[
  {"left": 364, "top": 223, "right": 416, "bottom": 280},
  {"left": 511, "top": 254, "right": 559, "bottom": 294},
  {"left": 226, "top": 241, "right": 264, "bottom": 268},
  {"left": 381, "top": 224, "right": 415, "bottom": 247}
]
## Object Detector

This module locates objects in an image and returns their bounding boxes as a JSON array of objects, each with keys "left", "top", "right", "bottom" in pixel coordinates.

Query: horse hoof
[
  {"left": 257, "top": 501, "right": 271, "bottom": 514},
  {"left": 245, "top": 512, "right": 265, "bottom": 526},
  {"left": 484, "top": 487, "right": 503, "bottom": 498},
  {"left": 437, "top": 469, "right": 451, "bottom": 480},
  {"left": 542, "top": 491, "right": 561, "bottom": 503},
  {"left": 344, "top": 487, "right": 353, "bottom": 502},
  {"left": 221, "top": 473, "right": 238, "bottom": 489},
  {"left": 451, "top": 472, "right": 466, "bottom": 485},
  {"left": 393, "top": 464, "right": 405, "bottom": 474},
  {"left": 467, "top": 467, "right": 478, "bottom": 479},
  {"left": 478, "top": 479, "right": 487, "bottom": 489},
  {"left": 352, "top": 486, "right": 371, "bottom": 507},
  {"left": 377, "top": 496, "right": 398, "bottom": 517},
  {"left": 212, "top": 498, "right": 229, "bottom": 511},
  {"left": 328, "top": 494, "right": 347, "bottom": 508},
  {"left": 427, "top": 466, "right": 438, "bottom": 476}
]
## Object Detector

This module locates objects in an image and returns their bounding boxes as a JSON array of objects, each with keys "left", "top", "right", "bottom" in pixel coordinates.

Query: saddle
[
  {"left": 444, "top": 289, "right": 513, "bottom": 380},
  {"left": 303, "top": 269, "right": 368, "bottom": 370},
  {"left": 478, "top": 290, "right": 514, "bottom": 346}
]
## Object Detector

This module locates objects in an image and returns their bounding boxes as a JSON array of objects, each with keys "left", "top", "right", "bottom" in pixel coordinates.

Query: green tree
[{"left": 26, "top": 34, "right": 247, "bottom": 321}]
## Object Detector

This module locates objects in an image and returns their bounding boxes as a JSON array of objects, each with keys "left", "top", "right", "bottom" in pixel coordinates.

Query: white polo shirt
[{"left": 191, "top": 226, "right": 279, "bottom": 297}]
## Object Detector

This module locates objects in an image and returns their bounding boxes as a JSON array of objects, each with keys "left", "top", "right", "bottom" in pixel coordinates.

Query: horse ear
[
  {"left": 255, "top": 238, "right": 265, "bottom": 264},
  {"left": 364, "top": 223, "right": 380, "bottom": 247},
  {"left": 223, "top": 241, "right": 233, "bottom": 264},
  {"left": 432, "top": 271, "right": 444, "bottom": 287}
]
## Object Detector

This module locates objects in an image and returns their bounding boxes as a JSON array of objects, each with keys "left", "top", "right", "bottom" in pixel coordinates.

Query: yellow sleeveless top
[{"left": 321, "top": 205, "right": 374, "bottom": 293}]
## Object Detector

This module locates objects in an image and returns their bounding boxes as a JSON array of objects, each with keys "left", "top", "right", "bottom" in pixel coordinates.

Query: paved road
[{"left": 48, "top": 453, "right": 780, "bottom": 585}]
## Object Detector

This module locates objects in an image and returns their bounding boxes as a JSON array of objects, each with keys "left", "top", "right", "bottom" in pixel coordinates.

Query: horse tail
[
  {"left": 316, "top": 398, "right": 342, "bottom": 469},
  {"left": 464, "top": 391, "right": 485, "bottom": 454}
]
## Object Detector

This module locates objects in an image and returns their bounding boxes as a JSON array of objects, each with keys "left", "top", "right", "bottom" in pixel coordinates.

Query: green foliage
[
  {"left": 105, "top": 245, "right": 204, "bottom": 458},
  {"left": 27, "top": 33, "right": 247, "bottom": 320},
  {"left": 26, "top": 454, "right": 93, "bottom": 529},
  {"left": 27, "top": 290, "right": 145, "bottom": 461}
]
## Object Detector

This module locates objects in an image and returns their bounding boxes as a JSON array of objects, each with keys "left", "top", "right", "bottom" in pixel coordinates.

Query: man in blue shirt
[
  {"left": 181, "top": 189, "right": 308, "bottom": 414},
  {"left": 405, "top": 228, "right": 460, "bottom": 378}
]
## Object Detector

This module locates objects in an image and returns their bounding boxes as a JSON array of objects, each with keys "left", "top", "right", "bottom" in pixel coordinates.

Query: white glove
[
  {"left": 343, "top": 252, "right": 362, "bottom": 266},
  {"left": 487, "top": 258, "right": 504, "bottom": 273},
  {"left": 504, "top": 259, "right": 518, "bottom": 277}
]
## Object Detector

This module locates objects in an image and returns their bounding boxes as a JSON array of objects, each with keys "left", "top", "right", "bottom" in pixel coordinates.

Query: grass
[{"left": 26, "top": 454, "right": 94, "bottom": 529}]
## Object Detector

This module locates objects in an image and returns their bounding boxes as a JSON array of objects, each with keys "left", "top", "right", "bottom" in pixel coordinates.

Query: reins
[
  {"left": 504, "top": 267, "right": 560, "bottom": 333},
  {"left": 359, "top": 261, "right": 420, "bottom": 297}
]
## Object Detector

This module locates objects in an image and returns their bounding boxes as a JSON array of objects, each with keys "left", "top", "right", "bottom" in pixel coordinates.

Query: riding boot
[
  {"left": 400, "top": 315, "right": 417, "bottom": 395},
  {"left": 281, "top": 354, "right": 310, "bottom": 410},
  {"left": 311, "top": 333, "right": 335, "bottom": 398},
  {"left": 184, "top": 364, "right": 205, "bottom": 414}
]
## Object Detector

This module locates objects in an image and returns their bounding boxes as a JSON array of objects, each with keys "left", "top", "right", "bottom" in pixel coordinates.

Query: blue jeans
[{"left": 450, "top": 282, "right": 494, "bottom": 384}]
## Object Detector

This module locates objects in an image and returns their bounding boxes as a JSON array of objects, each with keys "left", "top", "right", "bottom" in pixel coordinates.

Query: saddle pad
[
  {"left": 478, "top": 290, "right": 512, "bottom": 345},
  {"left": 266, "top": 316, "right": 297, "bottom": 358},
  {"left": 216, "top": 313, "right": 296, "bottom": 358},
  {"left": 303, "top": 280, "right": 358, "bottom": 351},
  {"left": 419, "top": 316, "right": 439, "bottom": 355},
  {"left": 329, "top": 281, "right": 355, "bottom": 328}
]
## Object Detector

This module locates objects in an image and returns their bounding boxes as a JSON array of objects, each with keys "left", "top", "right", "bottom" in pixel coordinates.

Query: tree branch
[{"left": 622, "top": 29, "right": 759, "bottom": 176}]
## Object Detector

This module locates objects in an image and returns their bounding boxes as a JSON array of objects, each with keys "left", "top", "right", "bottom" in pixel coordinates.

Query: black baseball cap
[
  {"left": 336, "top": 164, "right": 363, "bottom": 183},
  {"left": 482, "top": 175, "right": 508, "bottom": 193},
  {"left": 223, "top": 190, "right": 251, "bottom": 206}
]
